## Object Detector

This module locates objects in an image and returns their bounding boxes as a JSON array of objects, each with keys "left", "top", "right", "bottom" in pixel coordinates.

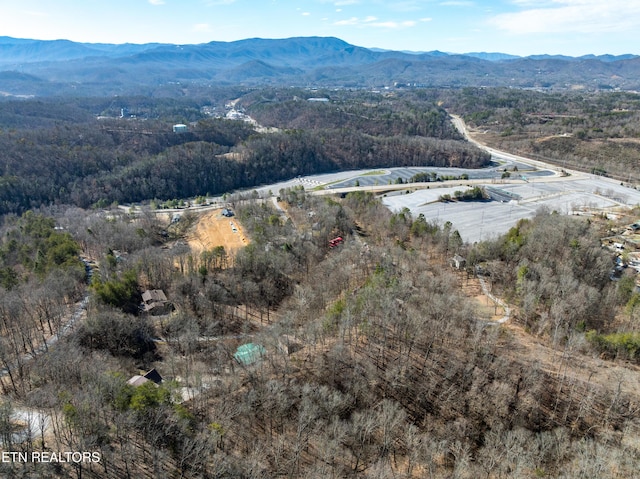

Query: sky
[{"left": 1, "top": 0, "right": 639, "bottom": 56}]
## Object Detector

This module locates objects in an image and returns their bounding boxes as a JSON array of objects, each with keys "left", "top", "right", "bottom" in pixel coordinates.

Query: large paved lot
[
  {"left": 324, "top": 163, "right": 552, "bottom": 189},
  {"left": 240, "top": 166, "right": 640, "bottom": 244},
  {"left": 382, "top": 175, "right": 640, "bottom": 243}
]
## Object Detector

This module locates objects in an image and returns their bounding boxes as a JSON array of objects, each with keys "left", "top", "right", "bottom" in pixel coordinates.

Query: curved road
[{"left": 449, "top": 114, "right": 585, "bottom": 179}]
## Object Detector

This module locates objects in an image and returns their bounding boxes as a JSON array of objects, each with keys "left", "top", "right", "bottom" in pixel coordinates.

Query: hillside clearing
[{"left": 186, "top": 209, "right": 248, "bottom": 257}]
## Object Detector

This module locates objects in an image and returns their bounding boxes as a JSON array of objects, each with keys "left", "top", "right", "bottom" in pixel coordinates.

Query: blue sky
[{"left": 1, "top": 0, "right": 639, "bottom": 56}]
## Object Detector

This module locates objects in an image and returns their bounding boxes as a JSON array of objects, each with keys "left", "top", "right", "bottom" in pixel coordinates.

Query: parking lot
[
  {"left": 324, "top": 163, "right": 553, "bottom": 190},
  {"left": 382, "top": 175, "right": 640, "bottom": 243}
]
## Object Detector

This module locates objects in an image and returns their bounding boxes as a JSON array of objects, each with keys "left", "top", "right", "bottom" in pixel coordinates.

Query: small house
[
  {"left": 173, "top": 124, "right": 188, "bottom": 133},
  {"left": 127, "top": 368, "right": 163, "bottom": 387},
  {"left": 126, "top": 375, "right": 149, "bottom": 387},
  {"left": 143, "top": 368, "right": 163, "bottom": 384},
  {"left": 329, "top": 237, "right": 343, "bottom": 248},
  {"left": 141, "top": 289, "right": 172, "bottom": 315}
]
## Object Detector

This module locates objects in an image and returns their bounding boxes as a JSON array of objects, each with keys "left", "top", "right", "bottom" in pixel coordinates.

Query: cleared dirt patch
[
  {"left": 471, "top": 294, "right": 505, "bottom": 322},
  {"left": 460, "top": 274, "right": 506, "bottom": 322},
  {"left": 186, "top": 209, "right": 248, "bottom": 257}
]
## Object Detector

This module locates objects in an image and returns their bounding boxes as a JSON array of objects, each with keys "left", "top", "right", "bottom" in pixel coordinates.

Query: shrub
[{"left": 586, "top": 330, "right": 640, "bottom": 360}]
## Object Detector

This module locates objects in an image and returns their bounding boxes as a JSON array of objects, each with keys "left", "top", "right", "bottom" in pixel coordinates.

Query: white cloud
[
  {"left": 370, "top": 21, "right": 398, "bottom": 28},
  {"left": 193, "top": 23, "right": 212, "bottom": 32},
  {"left": 490, "top": 0, "right": 640, "bottom": 34},
  {"left": 302, "top": 12, "right": 311, "bottom": 16},
  {"left": 334, "top": 16, "right": 360, "bottom": 25},
  {"left": 202, "top": 0, "right": 237, "bottom": 5},
  {"left": 22, "top": 10, "right": 48, "bottom": 17},
  {"left": 148, "top": 0, "right": 165, "bottom": 5},
  {"left": 333, "top": 16, "right": 423, "bottom": 29},
  {"left": 439, "top": 1, "right": 475, "bottom": 6},
  {"left": 508, "top": 0, "right": 555, "bottom": 6}
]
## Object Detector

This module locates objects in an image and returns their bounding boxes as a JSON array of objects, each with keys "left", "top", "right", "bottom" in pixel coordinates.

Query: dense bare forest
[
  {"left": 0, "top": 89, "right": 490, "bottom": 216},
  {"left": 0, "top": 189, "right": 638, "bottom": 478},
  {"left": 1, "top": 87, "right": 640, "bottom": 478}
]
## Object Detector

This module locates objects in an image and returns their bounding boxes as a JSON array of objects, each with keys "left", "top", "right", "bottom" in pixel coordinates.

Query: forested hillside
[
  {"left": 1, "top": 191, "right": 639, "bottom": 478},
  {"left": 0, "top": 90, "right": 489, "bottom": 215},
  {"left": 2, "top": 86, "right": 640, "bottom": 478},
  {"left": 6, "top": 87, "right": 639, "bottom": 217}
]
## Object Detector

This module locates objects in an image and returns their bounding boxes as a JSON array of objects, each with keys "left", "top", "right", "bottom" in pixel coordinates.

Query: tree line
[{"left": 467, "top": 210, "right": 617, "bottom": 342}]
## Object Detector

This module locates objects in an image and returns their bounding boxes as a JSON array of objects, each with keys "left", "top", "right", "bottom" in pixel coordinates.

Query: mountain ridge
[
  {"left": 0, "top": 36, "right": 639, "bottom": 95},
  {"left": 1, "top": 35, "right": 637, "bottom": 64}
]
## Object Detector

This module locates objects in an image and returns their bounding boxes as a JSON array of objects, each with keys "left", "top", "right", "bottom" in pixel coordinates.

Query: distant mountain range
[{"left": 0, "top": 36, "right": 639, "bottom": 96}]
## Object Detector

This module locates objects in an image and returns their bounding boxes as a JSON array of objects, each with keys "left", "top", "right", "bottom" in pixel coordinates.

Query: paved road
[
  {"left": 379, "top": 116, "right": 640, "bottom": 243},
  {"left": 449, "top": 114, "right": 577, "bottom": 175}
]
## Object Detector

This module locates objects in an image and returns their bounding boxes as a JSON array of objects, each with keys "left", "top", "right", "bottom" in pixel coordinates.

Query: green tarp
[{"left": 234, "top": 343, "right": 266, "bottom": 365}]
